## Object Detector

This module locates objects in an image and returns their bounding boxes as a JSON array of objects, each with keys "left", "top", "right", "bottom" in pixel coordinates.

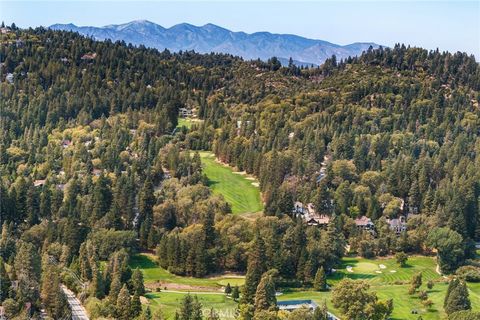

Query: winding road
[{"left": 61, "top": 285, "right": 89, "bottom": 320}]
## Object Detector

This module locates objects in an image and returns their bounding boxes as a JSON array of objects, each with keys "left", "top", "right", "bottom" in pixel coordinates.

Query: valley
[{"left": 1, "top": 18, "right": 480, "bottom": 320}]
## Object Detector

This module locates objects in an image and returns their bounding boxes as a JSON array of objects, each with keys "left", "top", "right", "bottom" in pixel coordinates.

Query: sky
[{"left": 1, "top": 1, "right": 479, "bottom": 57}]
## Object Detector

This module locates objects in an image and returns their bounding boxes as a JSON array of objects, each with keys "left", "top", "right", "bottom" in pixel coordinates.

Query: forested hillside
[{"left": 1, "top": 25, "right": 480, "bottom": 319}]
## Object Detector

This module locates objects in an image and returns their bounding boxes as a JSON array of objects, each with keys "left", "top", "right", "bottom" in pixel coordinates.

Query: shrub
[
  {"left": 417, "top": 290, "right": 428, "bottom": 301},
  {"left": 455, "top": 266, "right": 480, "bottom": 282},
  {"left": 427, "top": 280, "right": 434, "bottom": 289}
]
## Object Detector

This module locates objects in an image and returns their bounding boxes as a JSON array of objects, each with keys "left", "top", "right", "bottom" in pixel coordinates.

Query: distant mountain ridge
[{"left": 49, "top": 20, "right": 381, "bottom": 66}]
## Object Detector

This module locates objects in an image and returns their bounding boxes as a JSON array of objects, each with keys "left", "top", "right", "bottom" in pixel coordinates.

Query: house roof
[
  {"left": 354, "top": 216, "right": 373, "bottom": 226},
  {"left": 34, "top": 179, "right": 46, "bottom": 187}
]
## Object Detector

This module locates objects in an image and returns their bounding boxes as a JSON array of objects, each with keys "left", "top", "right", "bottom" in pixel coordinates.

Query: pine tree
[
  {"left": 132, "top": 267, "right": 145, "bottom": 295},
  {"left": 109, "top": 271, "right": 122, "bottom": 302},
  {"left": 131, "top": 292, "right": 142, "bottom": 318},
  {"left": 90, "top": 264, "right": 105, "bottom": 299},
  {"left": 179, "top": 294, "right": 193, "bottom": 319},
  {"left": 254, "top": 269, "right": 278, "bottom": 312},
  {"left": 444, "top": 278, "right": 471, "bottom": 315},
  {"left": 141, "top": 306, "right": 152, "bottom": 320},
  {"left": 313, "top": 300, "right": 329, "bottom": 320},
  {"left": 224, "top": 282, "right": 232, "bottom": 295},
  {"left": 0, "top": 258, "right": 11, "bottom": 301},
  {"left": 14, "top": 241, "right": 41, "bottom": 304},
  {"left": 191, "top": 295, "right": 203, "bottom": 320},
  {"left": 232, "top": 285, "right": 240, "bottom": 301},
  {"left": 92, "top": 173, "right": 112, "bottom": 222},
  {"left": 313, "top": 267, "right": 327, "bottom": 291},
  {"left": 116, "top": 284, "right": 132, "bottom": 320},
  {"left": 241, "top": 232, "right": 267, "bottom": 304}
]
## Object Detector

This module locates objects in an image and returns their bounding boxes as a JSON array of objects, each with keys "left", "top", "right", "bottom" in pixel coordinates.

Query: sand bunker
[
  {"left": 233, "top": 171, "right": 247, "bottom": 175},
  {"left": 251, "top": 182, "right": 259, "bottom": 187},
  {"left": 346, "top": 266, "right": 354, "bottom": 273},
  {"left": 379, "top": 264, "right": 387, "bottom": 269},
  {"left": 375, "top": 270, "right": 382, "bottom": 274},
  {"left": 390, "top": 270, "right": 397, "bottom": 273}
]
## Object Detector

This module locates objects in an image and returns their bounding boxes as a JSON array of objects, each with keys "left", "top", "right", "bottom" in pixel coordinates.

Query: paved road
[{"left": 61, "top": 285, "right": 89, "bottom": 320}]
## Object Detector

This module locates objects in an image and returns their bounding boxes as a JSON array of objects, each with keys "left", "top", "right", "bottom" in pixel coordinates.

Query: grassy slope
[
  {"left": 199, "top": 151, "right": 263, "bottom": 214},
  {"left": 130, "top": 253, "right": 245, "bottom": 287}
]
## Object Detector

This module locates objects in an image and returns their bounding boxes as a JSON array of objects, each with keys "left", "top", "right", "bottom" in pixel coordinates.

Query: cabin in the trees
[
  {"left": 34, "top": 179, "right": 46, "bottom": 187},
  {"left": 293, "top": 202, "right": 330, "bottom": 227},
  {"left": 5, "top": 73, "right": 13, "bottom": 84},
  {"left": 387, "top": 216, "right": 407, "bottom": 234},
  {"left": 81, "top": 52, "right": 97, "bottom": 60},
  {"left": 354, "top": 216, "right": 375, "bottom": 231},
  {"left": 179, "top": 107, "right": 194, "bottom": 117}
]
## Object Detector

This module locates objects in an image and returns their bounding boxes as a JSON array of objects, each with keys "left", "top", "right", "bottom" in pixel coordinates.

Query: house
[
  {"left": 306, "top": 214, "right": 330, "bottom": 227},
  {"left": 277, "top": 300, "right": 339, "bottom": 319},
  {"left": 293, "top": 201, "right": 309, "bottom": 216},
  {"left": 33, "top": 179, "right": 46, "bottom": 187},
  {"left": 92, "top": 169, "right": 103, "bottom": 177},
  {"left": 293, "top": 202, "right": 330, "bottom": 227},
  {"left": 5, "top": 73, "right": 13, "bottom": 84},
  {"left": 179, "top": 107, "right": 193, "bottom": 117},
  {"left": 81, "top": 52, "right": 97, "bottom": 60},
  {"left": 354, "top": 216, "right": 375, "bottom": 231},
  {"left": 387, "top": 216, "right": 407, "bottom": 234}
]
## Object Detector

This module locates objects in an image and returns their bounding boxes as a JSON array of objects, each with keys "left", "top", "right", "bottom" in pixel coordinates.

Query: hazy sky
[{"left": 1, "top": 1, "right": 479, "bottom": 57}]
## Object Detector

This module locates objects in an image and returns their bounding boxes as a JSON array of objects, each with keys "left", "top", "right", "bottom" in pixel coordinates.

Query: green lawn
[
  {"left": 146, "top": 291, "right": 238, "bottom": 319},
  {"left": 329, "top": 255, "right": 440, "bottom": 285},
  {"left": 177, "top": 117, "right": 194, "bottom": 129},
  {"left": 134, "top": 252, "right": 480, "bottom": 319},
  {"left": 199, "top": 151, "right": 263, "bottom": 214},
  {"left": 278, "top": 256, "right": 480, "bottom": 320},
  {"left": 130, "top": 253, "right": 245, "bottom": 288}
]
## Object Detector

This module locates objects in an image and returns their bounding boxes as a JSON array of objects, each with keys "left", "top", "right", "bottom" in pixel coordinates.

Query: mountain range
[{"left": 49, "top": 20, "right": 380, "bottom": 66}]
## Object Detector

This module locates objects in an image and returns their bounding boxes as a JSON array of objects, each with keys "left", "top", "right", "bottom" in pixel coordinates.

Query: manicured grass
[
  {"left": 329, "top": 256, "right": 440, "bottom": 285},
  {"left": 136, "top": 253, "right": 480, "bottom": 319},
  {"left": 279, "top": 256, "right": 480, "bottom": 320},
  {"left": 146, "top": 291, "right": 238, "bottom": 319},
  {"left": 279, "top": 282, "right": 480, "bottom": 320},
  {"left": 199, "top": 151, "right": 263, "bottom": 214},
  {"left": 129, "top": 253, "right": 245, "bottom": 288}
]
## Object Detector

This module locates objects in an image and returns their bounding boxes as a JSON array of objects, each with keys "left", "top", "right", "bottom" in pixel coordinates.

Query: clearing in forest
[{"left": 199, "top": 151, "right": 263, "bottom": 214}]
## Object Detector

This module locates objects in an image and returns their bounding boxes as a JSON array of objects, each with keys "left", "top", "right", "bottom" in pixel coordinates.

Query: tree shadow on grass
[
  {"left": 130, "top": 255, "right": 157, "bottom": 269},
  {"left": 205, "top": 178, "right": 219, "bottom": 187},
  {"left": 330, "top": 272, "right": 376, "bottom": 281}
]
